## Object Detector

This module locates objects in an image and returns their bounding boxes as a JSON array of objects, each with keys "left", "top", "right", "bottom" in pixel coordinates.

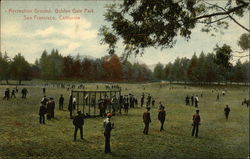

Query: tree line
[
  {"left": 0, "top": 44, "right": 249, "bottom": 85},
  {"left": 153, "top": 44, "right": 249, "bottom": 84},
  {"left": 0, "top": 49, "right": 153, "bottom": 84}
]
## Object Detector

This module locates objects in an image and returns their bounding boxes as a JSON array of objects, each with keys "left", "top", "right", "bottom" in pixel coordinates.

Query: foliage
[
  {"left": 238, "top": 33, "right": 250, "bottom": 51},
  {"left": 100, "top": 0, "right": 249, "bottom": 57},
  {"left": 9, "top": 53, "right": 31, "bottom": 84}
]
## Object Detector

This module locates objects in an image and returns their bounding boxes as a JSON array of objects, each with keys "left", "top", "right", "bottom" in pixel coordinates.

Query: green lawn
[{"left": 0, "top": 82, "right": 249, "bottom": 158}]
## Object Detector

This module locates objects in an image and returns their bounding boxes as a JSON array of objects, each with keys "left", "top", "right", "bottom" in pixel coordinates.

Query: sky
[{"left": 0, "top": 0, "right": 249, "bottom": 66}]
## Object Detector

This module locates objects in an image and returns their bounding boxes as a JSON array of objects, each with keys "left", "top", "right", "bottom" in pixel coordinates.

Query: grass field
[{"left": 0, "top": 82, "right": 249, "bottom": 159}]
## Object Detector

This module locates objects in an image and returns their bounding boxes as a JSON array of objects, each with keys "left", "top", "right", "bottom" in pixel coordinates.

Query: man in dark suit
[
  {"left": 143, "top": 107, "right": 151, "bottom": 135},
  {"left": 73, "top": 111, "right": 84, "bottom": 141},
  {"left": 192, "top": 110, "right": 201, "bottom": 137},
  {"left": 103, "top": 113, "right": 114, "bottom": 153},
  {"left": 158, "top": 106, "right": 166, "bottom": 131}
]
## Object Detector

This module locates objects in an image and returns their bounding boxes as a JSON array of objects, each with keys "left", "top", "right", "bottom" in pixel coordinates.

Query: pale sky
[{"left": 0, "top": 0, "right": 249, "bottom": 65}]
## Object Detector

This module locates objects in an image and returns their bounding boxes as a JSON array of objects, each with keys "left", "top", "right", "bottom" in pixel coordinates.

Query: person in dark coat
[
  {"left": 11, "top": 89, "right": 16, "bottom": 98},
  {"left": 3, "top": 88, "right": 10, "bottom": 100},
  {"left": 224, "top": 105, "right": 230, "bottom": 120},
  {"left": 41, "top": 96, "right": 48, "bottom": 105},
  {"left": 73, "top": 111, "right": 84, "bottom": 141},
  {"left": 191, "top": 95, "right": 194, "bottom": 106},
  {"left": 216, "top": 93, "right": 220, "bottom": 101},
  {"left": 194, "top": 95, "right": 199, "bottom": 107},
  {"left": 39, "top": 102, "right": 47, "bottom": 124},
  {"left": 46, "top": 99, "right": 52, "bottom": 120},
  {"left": 158, "top": 106, "right": 166, "bottom": 131},
  {"left": 68, "top": 94, "right": 73, "bottom": 119},
  {"left": 123, "top": 97, "right": 129, "bottom": 115},
  {"left": 59, "top": 94, "right": 64, "bottom": 110},
  {"left": 103, "top": 113, "right": 114, "bottom": 154},
  {"left": 43, "top": 87, "right": 46, "bottom": 96},
  {"left": 152, "top": 98, "right": 155, "bottom": 107},
  {"left": 185, "top": 95, "right": 190, "bottom": 105},
  {"left": 50, "top": 98, "right": 55, "bottom": 118},
  {"left": 192, "top": 110, "right": 201, "bottom": 137},
  {"left": 143, "top": 107, "right": 151, "bottom": 135},
  {"left": 141, "top": 94, "right": 144, "bottom": 107},
  {"left": 21, "top": 88, "right": 28, "bottom": 98}
]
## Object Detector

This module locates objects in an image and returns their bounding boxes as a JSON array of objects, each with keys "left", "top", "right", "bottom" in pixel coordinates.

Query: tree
[
  {"left": 187, "top": 53, "right": 198, "bottom": 82},
  {"left": 214, "top": 44, "right": 233, "bottom": 83},
  {"left": 102, "top": 55, "right": 123, "bottom": 81},
  {"left": 0, "top": 52, "right": 11, "bottom": 84},
  {"left": 100, "top": 0, "right": 249, "bottom": 59},
  {"left": 233, "top": 60, "right": 245, "bottom": 82},
  {"left": 153, "top": 63, "right": 164, "bottom": 80},
  {"left": 164, "top": 63, "right": 172, "bottom": 82},
  {"left": 10, "top": 53, "right": 31, "bottom": 85},
  {"left": 196, "top": 52, "right": 206, "bottom": 83},
  {"left": 123, "top": 61, "right": 133, "bottom": 81},
  {"left": 238, "top": 33, "right": 250, "bottom": 51}
]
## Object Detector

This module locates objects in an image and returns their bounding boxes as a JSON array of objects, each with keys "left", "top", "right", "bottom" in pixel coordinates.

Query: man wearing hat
[
  {"left": 158, "top": 106, "right": 166, "bottom": 131},
  {"left": 103, "top": 113, "right": 114, "bottom": 153},
  {"left": 143, "top": 107, "right": 151, "bottom": 135},
  {"left": 224, "top": 105, "right": 230, "bottom": 120},
  {"left": 192, "top": 110, "right": 201, "bottom": 137},
  {"left": 39, "top": 102, "right": 47, "bottom": 124},
  {"left": 73, "top": 111, "right": 84, "bottom": 141},
  {"left": 50, "top": 98, "right": 55, "bottom": 118}
]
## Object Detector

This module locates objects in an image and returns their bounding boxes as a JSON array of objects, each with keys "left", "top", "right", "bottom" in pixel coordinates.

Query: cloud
[
  {"left": 61, "top": 42, "right": 81, "bottom": 55},
  {"left": 34, "top": 26, "right": 57, "bottom": 37}
]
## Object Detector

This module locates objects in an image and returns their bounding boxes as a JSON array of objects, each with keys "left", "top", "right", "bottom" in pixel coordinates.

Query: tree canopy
[{"left": 99, "top": 0, "right": 249, "bottom": 60}]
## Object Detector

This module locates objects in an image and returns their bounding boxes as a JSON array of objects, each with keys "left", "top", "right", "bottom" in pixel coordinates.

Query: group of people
[
  {"left": 39, "top": 96, "right": 56, "bottom": 124},
  {"left": 185, "top": 95, "right": 199, "bottom": 107},
  {"left": 142, "top": 105, "right": 166, "bottom": 135},
  {"left": 141, "top": 93, "right": 155, "bottom": 107},
  {"left": 2, "top": 87, "right": 28, "bottom": 100}
]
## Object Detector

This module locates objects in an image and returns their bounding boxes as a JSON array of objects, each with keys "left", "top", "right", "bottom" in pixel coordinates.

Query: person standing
[
  {"left": 43, "top": 87, "right": 46, "bottom": 96},
  {"left": 21, "top": 88, "right": 28, "bottom": 98},
  {"left": 3, "top": 88, "right": 10, "bottom": 100},
  {"left": 11, "top": 89, "right": 16, "bottom": 98},
  {"left": 192, "top": 110, "right": 201, "bottom": 137},
  {"left": 141, "top": 93, "right": 144, "bottom": 107},
  {"left": 194, "top": 95, "right": 199, "bottom": 107},
  {"left": 39, "top": 102, "right": 47, "bottom": 124},
  {"left": 185, "top": 95, "right": 190, "bottom": 106},
  {"left": 224, "top": 105, "right": 230, "bottom": 120},
  {"left": 46, "top": 99, "right": 52, "bottom": 120},
  {"left": 68, "top": 94, "right": 73, "bottom": 119},
  {"left": 143, "top": 107, "right": 151, "bottom": 135},
  {"left": 124, "top": 97, "right": 129, "bottom": 115},
  {"left": 216, "top": 93, "right": 220, "bottom": 101},
  {"left": 59, "top": 94, "right": 64, "bottom": 110},
  {"left": 152, "top": 98, "right": 155, "bottom": 107},
  {"left": 50, "top": 98, "right": 55, "bottom": 118},
  {"left": 191, "top": 95, "right": 194, "bottom": 106},
  {"left": 103, "top": 113, "right": 114, "bottom": 154},
  {"left": 73, "top": 96, "right": 77, "bottom": 110},
  {"left": 158, "top": 106, "right": 166, "bottom": 131},
  {"left": 73, "top": 111, "right": 84, "bottom": 141}
]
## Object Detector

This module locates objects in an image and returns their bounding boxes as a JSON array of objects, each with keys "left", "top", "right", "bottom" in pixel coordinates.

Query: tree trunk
[
  {"left": 19, "top": 80, "right": 22, "bottom": 85},
  {"left": 6, "top": 79, "right": 9, "bottom": 85}
]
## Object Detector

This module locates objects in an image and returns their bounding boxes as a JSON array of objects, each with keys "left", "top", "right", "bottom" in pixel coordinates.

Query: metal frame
[{"left": 71, "top": 90, "right": 121, "bottom": 117}]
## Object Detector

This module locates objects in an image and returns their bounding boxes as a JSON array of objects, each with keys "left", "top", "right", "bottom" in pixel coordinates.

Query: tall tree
[
  {"left": 187, "top": 53, "right": 198, "bottom": 82},
  {"left": 10, "top": 53, "right": 31, "bottom": 85},
  {"left": 0, "top": 52, "right": 10, "bottom": 84},
  {"left": 153, "top": 63, "right": 164, "bottom": 80}
]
